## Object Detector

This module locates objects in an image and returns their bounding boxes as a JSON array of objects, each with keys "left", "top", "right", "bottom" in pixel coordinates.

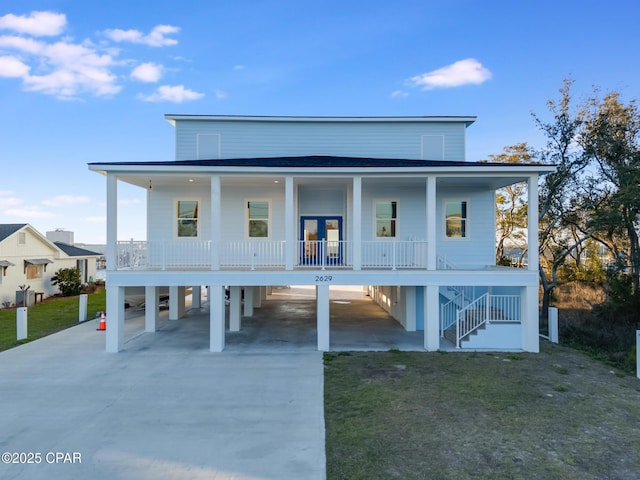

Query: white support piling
[
  {"left": 17, "top": 307, "right": 27, "bottom": 340},
  {"left": 79, "top": 294, "right": 88, "bottom": 322},
  {"left": 548, "top": 307, "right": 559, "bottom": 344},
  {"left": 636, "top": 330, "right": 640, "bottom": 380}
]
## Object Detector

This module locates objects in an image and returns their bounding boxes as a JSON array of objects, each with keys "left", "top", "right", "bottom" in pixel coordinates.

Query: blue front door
[{"left": 300, "top": 216, "right": 343, "bottom": 265}]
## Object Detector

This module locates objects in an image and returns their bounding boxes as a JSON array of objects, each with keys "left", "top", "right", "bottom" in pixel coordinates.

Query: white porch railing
[
  {"left": 362, "top": 241, "right": 427, "bottom": 269},
  {"left": 220, "top": 241, "right": 285, "bottom": 269},
  {"left": 116, "top": 240, "right": 429, "bottom": 270},
  {"left": 455, "top": 293, "right": 521, "bottom": 348}
]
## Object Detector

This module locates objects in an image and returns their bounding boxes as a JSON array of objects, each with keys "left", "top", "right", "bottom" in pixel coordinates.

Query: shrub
[{"left": 51, "top": 268, "right": 82, "bottom": 296}]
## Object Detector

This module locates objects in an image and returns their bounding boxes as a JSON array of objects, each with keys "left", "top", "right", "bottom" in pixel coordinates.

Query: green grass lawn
[
  {"left": 0, "top": 289, "right": 106, "bottom": 351},
  {"left": 324, "top": 345, "right": 640, "bottom": 480}
]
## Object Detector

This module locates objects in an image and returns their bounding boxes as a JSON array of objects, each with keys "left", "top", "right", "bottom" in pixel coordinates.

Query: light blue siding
[
  {"left": 361, "top": 184, "right": 426, "bottom": 241},
  {"left": 436, "top": 188, "right": 495, "bottom": 268},
  {"left": 174, "top": 120, "right": 467, "bottom": 161}
]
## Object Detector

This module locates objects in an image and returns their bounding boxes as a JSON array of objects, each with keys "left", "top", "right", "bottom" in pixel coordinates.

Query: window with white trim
[
  {"left": 176, "top": 200, "right": 199, "bottom": 237},
  {"left": 445, "top": 200, "right": 468, "bottom": 238},
  {"left": 247, "top": 200, "right": 269, "bottom": 238},
  {"left": 375, "top": 200, "right": 397, "bottom": 238}
]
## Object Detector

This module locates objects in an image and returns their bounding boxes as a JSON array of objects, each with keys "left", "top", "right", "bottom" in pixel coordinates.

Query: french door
[{"left": 300, "top": 216, "right": 343, "bottom": 265}]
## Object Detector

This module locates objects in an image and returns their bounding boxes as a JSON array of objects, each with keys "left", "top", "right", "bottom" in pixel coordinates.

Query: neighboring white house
[
  {"left": 89, "top": 115, "right": 555, "bottom": 353},
  {"left": 0, "top": 224, "right": 100, "bottom": 307}
]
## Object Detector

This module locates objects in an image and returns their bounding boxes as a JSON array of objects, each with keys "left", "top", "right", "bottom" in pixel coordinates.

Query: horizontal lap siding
[
  {"left": 362, "top": 184, "right": 426, "bottom": 241},
  {"left": 436, "top": 188, "right": 495, "bottom": 267},
  {"left": 147, "top": 185, "right": 286, "bottom": 243},
  {"left": 175, "top": 120, "right": 466, "bottom": 161}
]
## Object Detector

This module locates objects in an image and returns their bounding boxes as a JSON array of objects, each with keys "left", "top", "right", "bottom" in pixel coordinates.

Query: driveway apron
[{"left": 0, "top": 318, "right": 326, "bottom": 480}]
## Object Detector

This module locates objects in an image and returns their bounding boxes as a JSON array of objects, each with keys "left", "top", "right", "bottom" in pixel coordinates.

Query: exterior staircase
[{"left": 440, "top": 292, "right": 522, "bottom": 349}]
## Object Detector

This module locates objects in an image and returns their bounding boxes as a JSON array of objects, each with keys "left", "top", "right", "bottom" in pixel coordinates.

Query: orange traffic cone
[{"left": 97, "top": 311, "right": 106, "bottom": 331}]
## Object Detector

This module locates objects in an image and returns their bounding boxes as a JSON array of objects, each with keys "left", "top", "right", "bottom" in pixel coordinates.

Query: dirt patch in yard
[{"left": 324, "top": 342, "right": 640, "bottom": 480}]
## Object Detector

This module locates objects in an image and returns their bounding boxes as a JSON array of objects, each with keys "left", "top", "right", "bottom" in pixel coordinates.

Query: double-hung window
[
  {"left": 445, "top": 200, "right": 468, "bottom": 238},
  {"left": 247, "top": 200, "right": 270, "bottom": 238},
  {"left": 177, "top": 200, "right": 199, "bottom": 237},
  {"left": 375, "top": 201, "right": 397, "bottom": 238}
]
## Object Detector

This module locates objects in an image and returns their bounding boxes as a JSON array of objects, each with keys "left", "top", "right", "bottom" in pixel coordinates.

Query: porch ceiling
[{"left": 115, "top": 172, "right": 528, "bottom": 190}]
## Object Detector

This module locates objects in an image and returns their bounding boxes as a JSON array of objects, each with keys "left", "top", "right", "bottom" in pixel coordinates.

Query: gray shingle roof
[
  {"left": 0, "top": 224, "right": 27, "bottom": 242},
  {"left": 54, "top": 242, "right": 101, "bottom": 257},
  {"left": 89, "top": 155, "right": 529, "bottom": 168}
]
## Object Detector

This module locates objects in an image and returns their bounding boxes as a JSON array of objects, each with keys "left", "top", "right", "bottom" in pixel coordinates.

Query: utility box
[{"left": 16, "top": 290, "right": 35, "bottom": 307}]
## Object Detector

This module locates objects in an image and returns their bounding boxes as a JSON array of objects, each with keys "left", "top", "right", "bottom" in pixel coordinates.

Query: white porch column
[
  {"left": 285, "top": 176, "right": 295, "bottom": 270},
  {"left": 145, "top": 286, "right": 159, "bottom": 332},
  {"left": 404, "top": 286, "right": 416, "bottom": 332},
  {"left": 106, "top": 285, "right": 125, "bottom": 353},
  {"left": 253, "top": 286, "right": 262, "bottom": 308},
  {"left": 423, "top": 285, "right": 439, "bottom": 351},
  {"left": 229, "top": 286, "right": 242, "bottom": 332},
  {"left": 169, "top": 286, "right": 186, "bottom": 320},
  {"left": 527, "top": 174, "right": 539, "bottom": 272},
  {"left": 106, "top": 174, "right": 118, "bottom": 271},
  {"left": 211, "top": 175, "right": 221, "bottom": 270},
  {"left": 521, "top": 285, "right": 540, "bottom": 352},
  {"left": 426, "top": 176, "right": 437, "bottom": 270},
  {"left": 317, "top": 284, "right": 330, "bottom": 351},
  {"left": 169, "top": 286, "right": 179, "bottom": 320},
  {"left": 352, "top": 176, "right": 362, "bottom": 270},
  {"left": 260, "top": 286, "right": 267, "bottom": 301},
  {"left": 192, "top": 286, "right": 202, "bottom": 309},
  {"left": 244, "top": 287, "right": 254, "bottom": 317},
  {"left": 209, "top": 285, "right": 225, "bottom": 352}
]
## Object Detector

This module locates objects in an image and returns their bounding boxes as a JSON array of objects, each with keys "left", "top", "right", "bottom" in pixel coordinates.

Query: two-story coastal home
[{"left": 89, "top": 115, "right": 554, "bottom": 353}]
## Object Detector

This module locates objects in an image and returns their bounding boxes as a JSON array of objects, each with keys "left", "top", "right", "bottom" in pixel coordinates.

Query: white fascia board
[
  {"left": 88, "top": 163, "right": 555, "bottom": 176},
  {"left": 164, "top": 114, "right": 478, "bottom": 126}
]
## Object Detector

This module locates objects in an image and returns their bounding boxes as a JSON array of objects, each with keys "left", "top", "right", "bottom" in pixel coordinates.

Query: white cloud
[
  {"left": 84, "top": 216, "right": 106, "bottom": 223},
  {"left": 233, "top": 64, "right": 245, "bottom": 70},
  {"left": 0, "top": 34, "right": 121, "bottom": 98},
  {"left": 214, "top": 89, "right": 228, "bottom": 100},
  {"left": 0, "top": 190, "right": 15, "bottom": 195},
  {"left": 0, "top": 55, "right": 30, "bottom": 77},
  {"left": 131, "top": 62, "right": 163, "bottom": 82},
  {"left": 103, "top": 25, "right": 179, "bottom": 47},
  {"left": 391, "top": 90, "right": 408, "bottom": 98},
  {"left": 0, "top": 196, "right": 23, "bottom": 207},
  {"left": 0, "top": 11, "right": 66, "bottom": 37},
  {"left": 4, "top": 207, "right": 56, "bottom": 219},
  {"left": 138, "top": 84, "right": 204, "bottom": 103},
  {"left": 42, "top": 195, "right": 91, "bottom": 207},
  {"left": 408, "top": 58, "right": 492, "bottom": 90},
  {"left": 0, "top": 13, "right": 197, "bottom": 101}
]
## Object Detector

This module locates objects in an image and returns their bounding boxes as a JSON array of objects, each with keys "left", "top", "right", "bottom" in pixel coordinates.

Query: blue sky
[{"left": 1, "top": 0, "right": 639, "bottom": 244}]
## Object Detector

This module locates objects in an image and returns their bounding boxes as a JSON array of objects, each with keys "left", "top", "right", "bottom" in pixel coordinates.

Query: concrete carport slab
[{"left": 231, "top": 285, "right": 424, "bottom": 352}]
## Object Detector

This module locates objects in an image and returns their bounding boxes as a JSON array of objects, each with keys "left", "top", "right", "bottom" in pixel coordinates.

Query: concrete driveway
[{"left": 0, "top": 317, "right": 326, "bottom": 480}]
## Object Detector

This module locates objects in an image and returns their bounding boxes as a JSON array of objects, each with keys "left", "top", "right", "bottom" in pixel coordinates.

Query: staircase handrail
[{"left": 456, "top": 292, "right": 489, "bottom": 348}]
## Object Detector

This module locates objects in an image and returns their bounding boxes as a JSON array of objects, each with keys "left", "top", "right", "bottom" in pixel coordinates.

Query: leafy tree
[
  {"left": 51, "top": 268, "right": 83, "bottom": 296},
  {"left": 486, "top": 143, "right": 531, "bottom": 266},
  {"left": 534, "top": 79, "right": 592, "bottom": 317},
  {"left": 581, "top": 91, "right": 640, "bottom": 298}
]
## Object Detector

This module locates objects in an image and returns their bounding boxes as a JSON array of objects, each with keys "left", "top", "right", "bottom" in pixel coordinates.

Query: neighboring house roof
[
  {"left": 54, "top": 242, "right": 101, "bottom": 257},
  {"left": 0, "top": 224, "right": 27, "bottom": 242}
]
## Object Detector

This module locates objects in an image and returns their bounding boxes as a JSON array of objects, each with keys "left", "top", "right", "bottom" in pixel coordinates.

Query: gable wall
[
  {"left": 0, "top": 229, "right": 79, "bottom": 305},
  {"left": 174, "top": 120, "right": 467, "bottom": 161}
]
